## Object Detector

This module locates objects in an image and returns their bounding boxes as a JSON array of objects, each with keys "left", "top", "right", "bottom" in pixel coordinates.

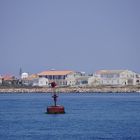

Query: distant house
[
  {"left": 22, "top": 74, "right": 49, "bottom": 87},
  {"left": 66, "top": 72, "right": 90, "bottom": 86},
  {"left": 0, "top": 75, "right": 2, "bottom": 85},
  {"left": 135, "top": 74, "right": 140, "bottom": 85},
  {"left": 38, "top": 70, "right": 74, "bottom": 86},
  {"left": 1, "top": 75, "right": 18, "bottom": 86},
  {"left": 88, "top": 75, "right": 101, "bottom": 86},
  {"left": 21, "top": 72, "right": 29, "bottom": 79},
  {"left": 88, "top": 70, "right": 137, "bottom": 86},
  {"left": 21, "top": 74, "right": 38, "bottom": 86},
  {"left": 32, "top": 77, "right": 49, "bottom": 87}
]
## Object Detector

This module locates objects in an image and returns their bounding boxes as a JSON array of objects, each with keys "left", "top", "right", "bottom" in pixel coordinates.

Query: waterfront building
[
  {"left": 21, "top": 74, "right": 38, "bottom": 86},
  {"left": 38, "top": 70, "right": 74, "bottom": 86},
  {"left": 21, "top": 72, "right": 29, "bottom": 79},
  {"left": 1, "top": 75, "right": 18, "bottom": 86},
  {"left": 32, "top": 77, "right": 49, "bottom": 87},
  {"left": 88, "top": 74, "right": 101, "bottom": 86},
  {"left": 88, "top": 70, "right": 137, "bottom": 86},
  {"left": 66, "top": 72, "right": 90, "bottom": 86},
  {"left": 21, "top": 74, "right": 49, "bottom": 87},
  {"left": 135, "top": 74, "right": 140, "bottom": 85},
  {"left": 0, "top": 75, "right": 2, "bottom": 85}
]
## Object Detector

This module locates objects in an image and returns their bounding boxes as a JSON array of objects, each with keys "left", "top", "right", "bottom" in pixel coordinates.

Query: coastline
[{"left": 0, "top": 85, "right": 140, "bottom": 93}]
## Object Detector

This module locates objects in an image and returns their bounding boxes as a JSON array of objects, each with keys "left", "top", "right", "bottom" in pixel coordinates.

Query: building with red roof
[{"left": 38, "top": 70, "right": 75, "bottom": 86}]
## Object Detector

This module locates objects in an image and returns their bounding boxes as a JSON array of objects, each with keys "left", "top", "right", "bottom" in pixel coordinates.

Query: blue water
[{"left": 0, "top": 93, "right": 140, "bottom": 140}]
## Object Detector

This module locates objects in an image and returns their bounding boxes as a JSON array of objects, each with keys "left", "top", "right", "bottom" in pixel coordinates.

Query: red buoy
[
  {"left": 47, "top": 106, "right": 65, "bottom": 114},
  {"left": 47, "top": 82, "right": 65, "bottom": 114}
]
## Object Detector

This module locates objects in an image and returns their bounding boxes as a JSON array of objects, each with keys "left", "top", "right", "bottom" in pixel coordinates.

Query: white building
[
  {"left": 66, "top": 72, "right": 90, "bottom": 86},
  {"left": 21, "top": 74, "right": 49, "bottom": 87},
  {"left": 88, "top": 70, "right": 137, "bottom": 86},
  {"left": 88, "top": 75, "right": 100, "bottom": 86},
  {"left": 21, "top": 73, "right": 29, "bottom": 79},
  {"left": 32, "top": 77, "right": 49, "bottom": 87},
  {"left": 38, "top": 70, "right": 75, "bottom": 86},
  {"left": 0, "top": 75, "right": 2, "bottom": 85},
  {"left": 135, "top": 74, "right": 140, "bottom": 85}
]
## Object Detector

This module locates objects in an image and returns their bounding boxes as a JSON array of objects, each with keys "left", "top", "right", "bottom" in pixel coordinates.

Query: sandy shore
[{"left": 0, "top": 86, "right": 140, "bottom": 93}]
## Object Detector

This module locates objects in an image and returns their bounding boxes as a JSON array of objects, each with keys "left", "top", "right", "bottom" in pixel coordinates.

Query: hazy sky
[{"left": 0, "top": 0, "right": 140, "bottom": 75}]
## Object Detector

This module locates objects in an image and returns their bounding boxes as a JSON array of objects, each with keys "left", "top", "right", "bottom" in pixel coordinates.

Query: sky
[{"left": 0, "top": 0, "right": 140, "bottom": 75}]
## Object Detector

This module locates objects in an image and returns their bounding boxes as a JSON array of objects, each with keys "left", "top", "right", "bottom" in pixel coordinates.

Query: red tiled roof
[
  {"left": 38, "top": 70, "right": 74, "bottom": 76},
  {"left": 2, "top": 75, "right": 15, "bottom": 81}
]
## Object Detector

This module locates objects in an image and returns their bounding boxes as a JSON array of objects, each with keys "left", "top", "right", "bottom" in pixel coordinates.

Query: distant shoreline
[{"left": 0, "top": 86, "right": 140, "bottom": 93}]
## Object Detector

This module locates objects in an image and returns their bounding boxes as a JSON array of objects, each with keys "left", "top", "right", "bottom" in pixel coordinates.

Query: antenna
[{"left": 19, "top": 68, "right": 22, "bottom": 78}]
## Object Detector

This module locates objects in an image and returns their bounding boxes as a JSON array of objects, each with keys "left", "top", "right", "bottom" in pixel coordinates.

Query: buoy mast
[
  {"left": 46, "top": 82, "right": 65, "bottom": 114},
  {"left": 51, "top": 82, "right": 58, "bottom": 106}
]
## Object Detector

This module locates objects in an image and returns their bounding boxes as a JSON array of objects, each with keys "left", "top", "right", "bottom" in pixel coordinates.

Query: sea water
[{"left": 0, "top": 93, "right": 140, "bottom": 140}]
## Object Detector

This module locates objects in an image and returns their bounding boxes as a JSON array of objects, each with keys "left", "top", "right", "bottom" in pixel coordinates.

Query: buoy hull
[{"left": 47, "top": 106, "right": 65, "bottom": 114}]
